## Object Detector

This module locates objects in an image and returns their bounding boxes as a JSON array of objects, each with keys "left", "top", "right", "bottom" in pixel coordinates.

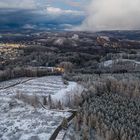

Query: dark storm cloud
[{"left": 0, "top": 8, "right": 85, "bottom": 30}]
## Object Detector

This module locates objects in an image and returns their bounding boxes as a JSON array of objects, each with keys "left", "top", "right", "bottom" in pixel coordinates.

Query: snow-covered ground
[
  {"left": 0, "top": 76, "right": 83, "bottom": 140},
  {"left": 101, "top": 59, "right": 140, "bottom": 67},
  {"left": 0, "top": 76, "right": 83, "bottom": 99},
  {"left": 0, "top": 78, "right": 31, "bottom": 89}
]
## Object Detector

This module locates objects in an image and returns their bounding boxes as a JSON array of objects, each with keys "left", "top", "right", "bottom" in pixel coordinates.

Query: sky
[
  {"left": 0, "top": 0, "right": 140, "bottom": 31},
  {"left": 0, "top": 0, "right": 88, "bottom": 30}
]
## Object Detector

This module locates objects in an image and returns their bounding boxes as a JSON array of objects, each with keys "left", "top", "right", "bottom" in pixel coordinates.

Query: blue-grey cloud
[
  {"left": 0, "top": 0, "right": 86, "bottom": 30},
  {"left": 0, "top": 0, "right": 36, "bottom": 9},
  {"left": 0, "top": 8, "right": 85, "bottom": 30}
]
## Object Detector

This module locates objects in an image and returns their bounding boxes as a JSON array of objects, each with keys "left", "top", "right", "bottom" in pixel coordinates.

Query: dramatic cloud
[
  {"left": 78, "top": 0, "right": 140, "bottom": 31},
  {"left": 0, "top": 0, "right": 36, "bottom": 9},
  {"left": 0, "top": 8, "right": 85, "bottom": 30},
  {"left": 0, "top": 0, "right": 86, "bottom": 30},
  {"left": 45, "top": 6, "right": 84, "bottom": 16},
  {"left": 0, "top": 0, "right": 87, "bottom": 10}
]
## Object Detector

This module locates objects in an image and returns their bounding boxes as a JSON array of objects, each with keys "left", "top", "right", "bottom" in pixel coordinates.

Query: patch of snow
[
  {"left": 52, "top": 82, "right": 84, "bottom": 105},
  {"left": 54, "top": 38, "right": 65, "bottom": 46},
  {"left": 0, "top": 77, "right": 30, "bottom": 89},
  {"left": 118, "top": 59, "right": 140, "bottom": 64},
  {"left": 103, "top": 60, "right": 113, "bottom": 67},
  {"left": 0, "top": 76, "right": 67, "bottom": 97},
  {"left": 72, "top": 34, "right": 79, "bottom": 40},
  {"left": 56, "top": 130, "right": 66, "bottom": 140},
  {"left": 102, "top": 59, "right": 140, "bottom": 67},
  {"left": 99, "top": 36, "right": 110, "bottom": 41}
]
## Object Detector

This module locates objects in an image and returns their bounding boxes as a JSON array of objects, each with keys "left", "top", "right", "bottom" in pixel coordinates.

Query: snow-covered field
[
  {"left": 101, "top": 59, "right": 140, "bottom": 67},
  {"left": 0, "top": 76, "right": 83, "bottom": 140},
  {"left": 0, "top": 78, "right": 31, "bottom": 89}
]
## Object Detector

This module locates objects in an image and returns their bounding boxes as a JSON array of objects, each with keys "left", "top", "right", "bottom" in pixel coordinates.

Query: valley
[{"left": 0, "top": 30, "right": 140, "bottom": 140}]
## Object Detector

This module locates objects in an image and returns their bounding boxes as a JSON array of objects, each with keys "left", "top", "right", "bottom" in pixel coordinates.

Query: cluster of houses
[{"left": 0, "top": 43, "right": 25, "bottom": 66}]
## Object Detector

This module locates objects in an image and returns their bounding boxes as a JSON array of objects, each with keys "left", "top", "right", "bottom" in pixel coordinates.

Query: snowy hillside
[
  {"left": 0, "top": 76, "right": 83, "bottom": 140},
  {"left": 100, "top": 59, "right": 140, "bottom": 67}
]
